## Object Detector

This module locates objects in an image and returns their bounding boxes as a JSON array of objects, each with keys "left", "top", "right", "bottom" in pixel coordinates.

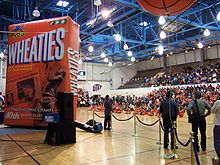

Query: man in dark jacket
[
  {"left": 187, "top": 91, "right": 211, "bottom": 152},
  {"left": 104, "top": 95, "right": 112, "bottom": 130},
  {"left": 160, "top": 91, "right": 179, "bottom": 149}
]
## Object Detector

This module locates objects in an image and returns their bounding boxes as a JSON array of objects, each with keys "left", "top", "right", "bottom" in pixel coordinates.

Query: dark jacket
[
  {"left": 160, "top": 99, "right": 179, "bottom": 121},
  {"left": 104, "top": 99, "right": 112, "bottom": 116}
]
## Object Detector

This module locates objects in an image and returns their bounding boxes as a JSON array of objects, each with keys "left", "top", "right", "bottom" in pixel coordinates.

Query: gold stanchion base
[
  {"left": 163, "top": 153, "right": 180, "bottom": 159},
  {"left": 156, "top": 141, "right": 163, "bottom": 145}
]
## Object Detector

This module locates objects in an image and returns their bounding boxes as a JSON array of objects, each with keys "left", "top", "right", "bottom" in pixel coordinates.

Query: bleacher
[{"left": 118, "top": 61, "right": 219, "bottom": 89}]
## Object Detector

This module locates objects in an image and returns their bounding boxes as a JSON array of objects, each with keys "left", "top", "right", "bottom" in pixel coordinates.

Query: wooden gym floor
[{"left": 0, "top": 107, "right": 217, "bottom": 165}]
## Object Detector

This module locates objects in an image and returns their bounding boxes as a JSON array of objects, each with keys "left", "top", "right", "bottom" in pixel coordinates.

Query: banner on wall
[
  {"left": 4, "top": 16, "right": 79, "bottom": 127},
  {"left": 77, "top": 70, "right": 86, "bottom": 81}
]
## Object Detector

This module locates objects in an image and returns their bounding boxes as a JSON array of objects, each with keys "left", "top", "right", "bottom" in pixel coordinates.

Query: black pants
[
  {"left": 104, "top": 115, "right": 111, "bottom": 130},
  {"left": 191, "top": 116, "right": 206, "bottom": 150},
  {"left": 214, "top": 125, "right": 220, "bottom": 159},
  {"left": 163, "top": 119, "right": 175, "bottom": 148}
]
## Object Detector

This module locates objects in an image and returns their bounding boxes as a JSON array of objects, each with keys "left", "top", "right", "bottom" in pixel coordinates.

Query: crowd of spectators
[
  {"left": 142, "top": 62, "right": 220, "bottom": 87},
  {"left": 80, "top": 84, "right": 220, "bottom": 117}
]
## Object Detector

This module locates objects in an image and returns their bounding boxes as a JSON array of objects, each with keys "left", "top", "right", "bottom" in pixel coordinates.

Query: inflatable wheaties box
[{"left": 4, "top": 16, "right": 79, "bottom": 126}]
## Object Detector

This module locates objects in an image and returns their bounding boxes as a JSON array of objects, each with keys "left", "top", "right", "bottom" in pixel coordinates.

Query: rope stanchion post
[
  {"left": 110, "top": 112, "right": 112, "bottom": 130},
  {"left": 133, "top": 112, "right": 137, "bottom": 136},
  {"left": 157, "top": 115, "right": 163, "bottom": 145},
  {"left": 92, "top": 109, "right": 95, "bottom": 127},
  {"left": 190, "top": 132, "right": 195, "bottom": 165},
  {"left": 172, "top": 121, "right": 179, "bottom": 159}
]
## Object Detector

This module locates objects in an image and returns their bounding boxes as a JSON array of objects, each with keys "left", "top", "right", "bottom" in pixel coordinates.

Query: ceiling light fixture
[
  {"left": 94, "top": 0, "right": 102, "bottom": 6},
  {"left": 131, "top": 57, "right": 135, "bottom": 62},
  {"left": 102, "top": 10, "right": 111, "bottom": 19},
  {"left": 56, "top": 0, "right": 69, "bottom": 7},
  {"left": 127, "top": 50, "right": 132, "bottom": 57},
  {"left": 123, "top": 43, "right": 129, "bottom": 50},
  {"left": 160, "top": 30, "right": 166, "bottom": 39},
  {"left": 0, "top": 52, "right": 4, "bottom": 58},
  {"left": 78, "top": 59, "right": 82, "bottom": 64},
  {"left": 104, "top": 57, "right": 108, "bottom": 63},
  {"left": 139, "top": 21, "right": 148, "bottom": 27},
  {"left": 158, "top": 44, "right": 164, "bottom": 52},
  {"left": 86, "top": 18, "right": 96, "bottom": 26},
  {"left": 88, "top": 45, "right": 94, "bottom": 52},
  {"left": 203, "top": 28, "right": 210, "bottom": 36},
  {"left": 101, "top": 52, "right": 106, "bottom": 58},
  {"left": 217, "top": 11, "right": 220, "bottom": 21},
  {"left": 32, "top": 7, "right": 40, "bottom": 17},
  {"left": 113, "top": 34, "right": 121, "bottom": 41},
  {"left": 158, "top": 16, "right": 166, "bottom": 25},
  {"left": 107, "top": 20, "right": 113, "bottom": 27},
  {"left": 198, "top": 42, "right": 203, "bottom": 49}
]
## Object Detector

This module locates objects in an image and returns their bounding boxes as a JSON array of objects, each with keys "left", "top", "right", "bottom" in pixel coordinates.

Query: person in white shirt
[{"left": 211, "top": 97, "right": 220, "bottom": 165}]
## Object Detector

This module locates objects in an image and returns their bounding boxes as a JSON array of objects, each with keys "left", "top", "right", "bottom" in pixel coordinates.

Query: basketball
[{"left": 137, "top": 0, "right": 197, "bottom": 16}]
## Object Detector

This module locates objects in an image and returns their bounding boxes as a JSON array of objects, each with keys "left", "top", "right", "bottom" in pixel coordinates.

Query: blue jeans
[{"left": 214, "top": 125, "right": 220, "bottom": 159}]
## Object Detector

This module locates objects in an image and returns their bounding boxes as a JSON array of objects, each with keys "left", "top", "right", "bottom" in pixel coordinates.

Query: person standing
[
  {"left": 0, "top": 91, "right": 4, "bottom": 108},
  {"left": 160, "top": 90, "right": 179, "bottom": 149},
  {"left": 211, "top": 97, "right": 220, "bottom": 164},
  {"left": 104, "top": 95, "right": 112, "bottom": 130},
  {"left": 187, "top": 91, "right": 211, "bottom": 152}
]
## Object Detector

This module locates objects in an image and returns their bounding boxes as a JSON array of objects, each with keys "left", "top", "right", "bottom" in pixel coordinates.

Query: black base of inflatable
[{"left": 44, "top": 122, "right": 76, "bottom": 145}]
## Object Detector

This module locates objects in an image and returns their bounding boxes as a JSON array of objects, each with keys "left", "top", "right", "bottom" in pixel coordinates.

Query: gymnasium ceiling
[{"left": 0, "top": 0, "right": 220, "bottom": 64}]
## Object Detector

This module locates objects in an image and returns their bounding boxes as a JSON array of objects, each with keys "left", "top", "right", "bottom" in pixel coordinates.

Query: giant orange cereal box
[{"left": 4, "top": 16, "right": 79, "bottom": 127}]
